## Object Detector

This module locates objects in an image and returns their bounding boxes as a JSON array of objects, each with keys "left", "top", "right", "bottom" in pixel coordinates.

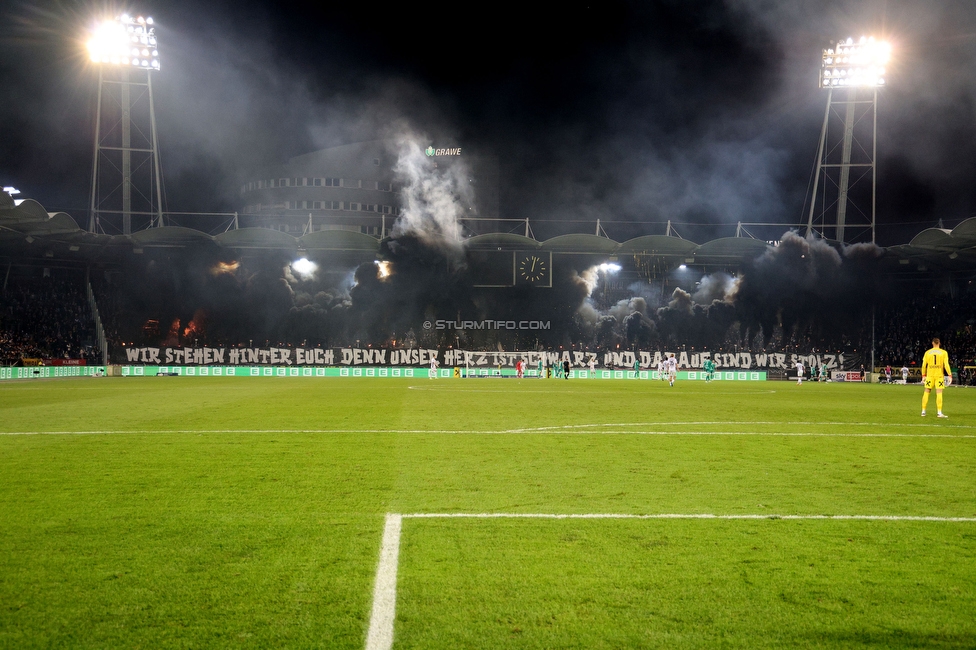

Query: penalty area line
[
  {"left": 4, "top": 420, "right": 976, "bottom": 437},
  {"left": 1, "top": 427, "right": 975, "bottom": 438},
  {"left": 402, "top": 512, "right": 976, "bottom": 522},
  {"left": 365, "top": 511, "right": 976, "bottom": 648},
  {"left": 365, "top": 513, "right": 402, "bottom": 650}
]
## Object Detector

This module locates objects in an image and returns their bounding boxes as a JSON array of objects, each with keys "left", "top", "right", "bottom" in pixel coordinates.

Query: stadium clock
[{"left": 517, "top": 253, "right": 550, "bottom": 285}]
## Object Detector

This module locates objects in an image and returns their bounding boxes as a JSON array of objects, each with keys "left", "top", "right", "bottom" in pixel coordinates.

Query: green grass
[{"left": 1, "top": 377, "right": 974, "bottom": 648}]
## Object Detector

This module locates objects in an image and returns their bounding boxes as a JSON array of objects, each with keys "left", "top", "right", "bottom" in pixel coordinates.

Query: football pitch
[{"left": 1, "top": 376, "right": 974, "bottom": 648}]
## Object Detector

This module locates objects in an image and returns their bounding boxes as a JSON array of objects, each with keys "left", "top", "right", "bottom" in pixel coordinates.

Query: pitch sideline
[
  {"left": 3, "top": 419, "right": 976, "bottom": 437},
  {"left": 364, "top": 511, "right": 976, "bottom": 649}
]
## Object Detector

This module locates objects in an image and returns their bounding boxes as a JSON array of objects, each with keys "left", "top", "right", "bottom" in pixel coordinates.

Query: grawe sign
[{"left": 425, "top": 146, "right": 462, "bottom": 156}]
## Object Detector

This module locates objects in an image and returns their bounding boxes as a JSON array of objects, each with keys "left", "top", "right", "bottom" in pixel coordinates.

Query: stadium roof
[
  {"left": 3, "top": 192, "right": 976, "bottom": 274},
  {"left": 615, "top": 235, "right": 697, "bottom": 256},
  {"left": 465, "top": 233, "right": 541, "bottom": 250}
]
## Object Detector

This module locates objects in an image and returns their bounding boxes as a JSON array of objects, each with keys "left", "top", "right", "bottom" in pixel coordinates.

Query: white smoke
[
  {"left": 576, "top": 300, "right": 601, "bottom": 328},
  {"left": 391, "top": 135, "right": 474, "bottom": 246},
  {"left": 577, "top": 267, "right": 600, "bottom": 296},
  {"left": 576, "top": 264, "right": 651, "bottom": 328},
  {"left": 692, "top": 272, "right": 739, "bottom": 305},
  {"left": 575, "top": 261, "right": 741, "bottom": 344},
  {"left": 609, "top": 296, "right": 649, "bottom": 321}
]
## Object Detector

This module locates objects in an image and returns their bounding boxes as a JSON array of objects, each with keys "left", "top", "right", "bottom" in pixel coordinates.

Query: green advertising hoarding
[{"left": 0, "top": 366, "right": 766, "bottom": 381}]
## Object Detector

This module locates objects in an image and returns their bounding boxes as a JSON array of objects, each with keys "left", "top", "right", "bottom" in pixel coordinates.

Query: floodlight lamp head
[
  {"left": 819, "top": 36, "right": 889, "bottom": 88},
  {"left": 291, "top": 257, "right": 317, "bottom": 278},
  {"left": 87, "top": 14, "right": 160, "bottom": 70}
]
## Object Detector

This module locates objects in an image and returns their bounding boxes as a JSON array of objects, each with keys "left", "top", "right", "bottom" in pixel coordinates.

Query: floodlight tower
[
  {"left": 86, "top": 14, "right": 164, "bottom": 234},
  {"left": 805, "top": 36, "right": 890, "bottom": 244}
]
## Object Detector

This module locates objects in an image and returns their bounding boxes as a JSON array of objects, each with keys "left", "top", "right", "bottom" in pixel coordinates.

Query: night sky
[{"left": 2, "top": 0, "right": 976, "bottom": 246}]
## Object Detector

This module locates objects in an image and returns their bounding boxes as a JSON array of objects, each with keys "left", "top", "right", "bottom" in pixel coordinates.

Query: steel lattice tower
[
  {"left": 805, "top": 37, "right": 890, "bottom": 245},
  {"left": 87, "top": 14, "right": 164, "bottom": 235}
]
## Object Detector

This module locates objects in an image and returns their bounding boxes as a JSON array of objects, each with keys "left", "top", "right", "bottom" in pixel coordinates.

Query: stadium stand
[
  {"left": 0, "top": 273, "right": 100, "bottom": 365},
  {"left": 875, "top": 295, "right": 976, "bottom": 373}
]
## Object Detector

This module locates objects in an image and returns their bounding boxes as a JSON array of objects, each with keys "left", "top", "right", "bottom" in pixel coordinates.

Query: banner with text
[{"left": 118, "top": 346, "right": 846, "bottom": 371}]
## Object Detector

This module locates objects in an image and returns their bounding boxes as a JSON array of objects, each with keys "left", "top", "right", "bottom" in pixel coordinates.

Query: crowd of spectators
[
  {"left": 5, "top": 271, "right": 976, "bottom": 372},
  {"left": 876, "top": 295, "right": 976, "bottom": 369},
  {"left": 655, "top": 294, "right": 976, "bottom": 372},
  {"left": 0, "top": 277, "right": 99, "bottom": 365}
]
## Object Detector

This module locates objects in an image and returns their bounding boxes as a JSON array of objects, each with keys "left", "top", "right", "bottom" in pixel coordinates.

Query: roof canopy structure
[
  {"left": 883, "top": 218, "right": 976, "bottom": 272},
  {"left": 2, "top": 192, "right": 974, "bottom": 275}
]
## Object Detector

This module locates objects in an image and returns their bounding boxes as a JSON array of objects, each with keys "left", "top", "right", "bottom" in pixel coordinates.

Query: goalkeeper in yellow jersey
[{"left": 921, "top": 338, "right": 952, "bottom": 418}]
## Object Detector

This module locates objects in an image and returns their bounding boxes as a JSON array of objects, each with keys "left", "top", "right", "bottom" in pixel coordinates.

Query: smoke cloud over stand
[
  {"left": 391, "top": 136, "right": 472, "bottom": 246},
  {"left": 565, "top": 231, "right": 888, "bottom": 354}
]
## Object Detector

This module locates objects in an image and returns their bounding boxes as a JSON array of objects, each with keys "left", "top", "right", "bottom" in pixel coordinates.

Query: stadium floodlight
[
  {"left": 597, "top": 263, "right": 621, "bottom": 274},
  {"left": 808, "top": 34, "right": 887, "bottom": 249},
  {"left": 4, "top": 186, "right": 24, "bottom": 205},
  {"left": 87, "top": 14, "right": 160, "bottom": 70},
  {"left": 292, "top": 257, "right": 317, "bottom": 278},
  {"left": 87, "top": 13, "right": 165, "bottom": 236},
  {"left": 820, "top": 36, "right": 890, "bottom": 88}
]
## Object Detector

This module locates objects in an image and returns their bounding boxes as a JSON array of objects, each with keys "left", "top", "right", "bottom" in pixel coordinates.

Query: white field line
[
  {"left": 500, "top": 420, "right": 976, "bottom": 432},
  {"left": 3, "top": 431, "right": 975, "bottom": 438},
  {"left": 364, "top": 510, "right": 976, "bottom": 648},
  {"left": 2, "top": 421, "right": 976, "bottom": 437},
  {"left": 402, "top": 512, "right": 976, "bottom": 522},
  {"left": 364, "top": 513, "right": 402, "bottom": 650}
]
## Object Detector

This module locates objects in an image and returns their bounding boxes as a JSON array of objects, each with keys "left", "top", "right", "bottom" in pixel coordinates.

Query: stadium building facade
[
  {"left": 238, "top": 140, "right": 499, "bottom": 236},
  {"left": 239, "top": 141, "right": 397, "bottom": 237}
]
